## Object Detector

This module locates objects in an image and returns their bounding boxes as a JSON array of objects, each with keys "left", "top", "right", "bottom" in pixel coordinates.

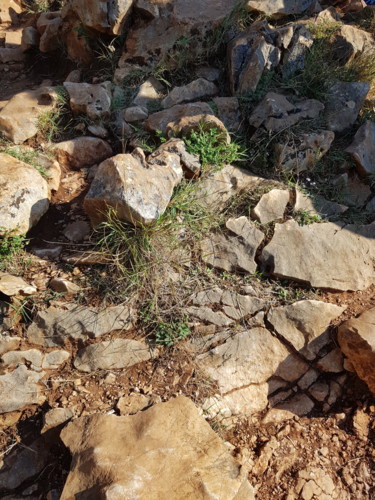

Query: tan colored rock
[
  {"left": 252, "top": 189, "right": 290, "bottom": 224},
  {"left": 53, "top": 136, "right": 112, "bottom": 168},
  {"left": 162, "top": 78, "right": 218, "bottom": 109},
  {"left": 0, "top": 273, "right": 36, "bottom": 296},
  {"left": 123, "top": 105, "right": 148, "bottom": 122},
  {"left": 42, "top": 407, "right": 74, "bottom": 433},
  {"left": 60, "top": 397, "right": 254, "bottom": 500},
  {"left": 346, "top": 120, "right": 375, "bottom": 177},
  {"left": 213, "top": 96, "right": 241, "bottom": 132},
  {"left": 49, "top": 277, "right": 80, "bottom": 294},
  {"left": 187, "top": 306, "right": 233, "bottom": 327},
  {"left": 21, "top": 26, "right": 39, "bottom": 51},
  {"left": 146, "top": 101, "right": 212, "bottom": 135},
  {"left": 132, "top": 77, "right": 163, "bottom": 108},
  {"left": 73, "top": 338, "right": 154, "bottom": 372},
  {"left": 38, "top": 12, "right": 62, "bottom": 52},
  {"left": 275, "top": 130, "right": 335, "bottom": 174},
  {"left": 246, "top": 0, "right": 316, "bottom": 17},
  {"left": 167, "top": 113, "right": 230, "bottom": 142},
  {"left": 0, "top": 335, "right": 21, "bottom": 356},
  {"left": 262, "top": 220, "right": 375, "bottom": 291},
  {"left": 42, "top": 349, "right": 70, "bottom": 369},
  {"left": 0, "top": 153, "right": 49, "bottom": 235},
  {"left": 333, "top": 24, "right": 374, "bottom": 64},
  {"left": 0, "top": 0, "right": 22, "bottom": 24},
  {"left": 2, "top": 348, "right": 43, "bottom": 371},
  {"left": 0, "top": 365, "right": 45, "bottom": 413},
  {"left": 249, "top": 92, "right": 324, "bottom": 134},
  {"left": 268, "top": 300, "right": 345, "bottom": 358},
  {"left": 63, "top": 81, "right": 112, "bottom": 119},
  {"left": 338, "top": 307, "right": 375, "bottom": 395},
  {"left": 116, "top": 394, "right": 150, "bottom": 415},
  {"left": 84, "top": 150, "right": 183, "bottom": 226},
  {"left": 149, "top": 138, "right": 201, "bottom": 178},
  {"left": 0, "top": 85, "right": 57, "bottom": 143},
  {"left": 294, "top": 191, "right": 347, "bottom": 219},
  {"left": 264, "top": 393, "right": 315, "bottom": 423}
]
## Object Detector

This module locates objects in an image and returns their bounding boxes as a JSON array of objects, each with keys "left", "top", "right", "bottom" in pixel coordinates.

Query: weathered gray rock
[
  {"left": 221, "top": 290, "right": 265, "bottom": 321},
  {"left": 63, "top": 81, "right": 112, "bottom": 119},
  {"left": 38, "top": 11, "right": 62, "bottom": 52},
  {"left": 42, "top": 407, "right": 74, "bottom": 433},
  {"left": 0, "top": 273, "right": 36, "bottom": 296},
  {"left": 162, "top": 78, "right": 218, "bottom": 109},
  {"left": 0, "top": 153, "right": 49, "bottom": 235},
  {"left": 2, "top": 349, "right": 43, "bottom": 371},
  {"left": 49, "top": 277, "right": 80, "bottom": 294},
  {"left": 275, "top": 130, "right": 335, "bottom": 174},
  {"left": 201, "top": 217, "right": 264, "bottom": 274},
  {"left": 268, "top": 300, "right": 345, "bottom": 358},
  {"left": 132, "top": 77, "right": 163, "bottom": 108},
  {"left": 21, "top": 26, "right": 40, "bottom": 51},
  {"left": 187, "top": 306, "right": 233, "bottom": 326},
  {"left": 60, "top": 397, "right": 254, "bottom": 500},
  {"left": 53, "top": 137, "right": 113, "bottom": 168},
  {"left": 338, "top": 307, "right": 375, "bottom": 395},
  {"left": 281, "top": 24, "right": 313, "bottom": 77},
  {"left": 262, "top": 220, "right": 375, "bottom": 291},
  {"left": 42, "top": 350, "right": 70, "bottom": 369},
  {"left": 146, "top": 102, "right": 212, "bottom": 135},
  {"left": 246, "top": 0, "right": 316, "bottom": 17},
  {"left": 252, "top": 189, "right": 290, "bottom": 224},
  {"left": 264, "top": 393, "right": 315, "bottom": 422},
  {"left": 148, "top": 138, "right": 201, "bottom": 178},
  {"left": 0, "top": 365, "right": 45, "bottom": 413},
  {"left": 346, "top": 121, "right": 375, "bottom": 177},
  {"left": 249, "top": 92, "right": 324, "bottom": 134},
  {"left": 74, "top": 338, "right": 154, "bottom": 372},
  {"left": 332, "top": 24, "right": 374, "bottom": 64},
  {"left": 123, "top": 105, "right": 148, "bottom": 122},
  {"left": 0, "top": 85, "right": 57, "bottom": 143},
  {"left": 27, "top": 304, "right": 135, "bottom": 347},
  {"left": 294, "top": 191, "right": 347, "bottom": 219},
  {"left": 84, "top": 149, "right": 183, "bottom": 226},
  {"left": 325, "top": 81, "right": 370, "bottom": 133},
  {"left": 213, "top": 97, "right": 241, "bottom": 132},
  {"left": 0, "top": 335, "right": 21, "bottom": 356}
]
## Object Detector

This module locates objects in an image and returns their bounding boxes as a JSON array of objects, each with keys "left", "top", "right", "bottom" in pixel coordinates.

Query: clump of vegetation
[
  {"left": 0, "top": 141, "right": 49, "bottom": 178},
  {"left": 154, "top": 319, "right": 191, "bottom": 347},
  {"left": 294, "top": 210, "right": 322, "bottom": 226},
  {"left": 0, "top": 230, "right": 28, "bottom": 271},
  {"left": 37, "top": 85, "right": 70, "bottom": 142},
  {"left": 184, "top": 124, "right": 246, "bottom": 170}
]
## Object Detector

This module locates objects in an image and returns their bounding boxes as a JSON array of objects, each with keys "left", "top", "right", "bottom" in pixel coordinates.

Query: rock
[
  {"left": 0, "top": 85, "right": 57, "bottom": 143},
  {"left": 196, "top": 66, "right": 220, "bottom": 81},
  {"left": 294, "top": 191, "right": 347, "bottom": 219},
  {"left": 135, "top": 0, "right": 159, "bottom": 19},
  {"left": 352, "top": 408, "right": 370, "bottom": 440},
  {"left": 249, "top": 92, "right": 324, "bottom": 134},
  {"left": 84, "top": 150, "right": 183, "bottom": 226},
  {"left": 261, "top": 220, "right": 375, "bottom": 291},
  {"left": 2, "top": 349, "right": 43, "bottom": 371},
  {"left": 116, "top": 394, "right": 150, "bottom": 415},
  {"left": 0, "top": 335, "right": 21, "bottom": 356},
  {"left": 42, "top": 350, "right": 70, "bottom": 369},
  {"left": 38, "top": 11, "right": 62, "bottom": 52},
  {"left": 316, "top": 348, "right": 344, "bottom": 372},
  {"left": 0, "top": 437, "right": 50, "bottom": 490},
  {"left": 62, "top": 0, "right": 133, "bottom": 35},
  {"left": 63, "top": 81, "right": 112, "bottom": 119},
  {"left": 297, "top": 368, "right": 320, "bottom": 390},
  {"left": 246, "top": 0, "right": 316, "bottom": 17},
  {"left": 0, "top": 0, "right": 22, "bottom": 24},
  {"left": 21, "top": 26, "right": 40, "bottom": 52},
  {"left": 274, "top": 353, "right": 310, "bottom": 383},
  {"left": 148, "top": 138, "right": 201, "bottom": 178},
  {"left": 64, "top": 69, "right": 81, "bottom": 83},
  {"left": 265, "top": 393, "right": 315, "bottom": 422},
  {"left": 213, "top": 97, "right": 241, "bottom": 132},
  {"left": 0, "top": 46, "right": 25, "bottom": 62},
  {"left": 191, "top": 287, "right": 223, "bottom": 306},
  {"left": 341, "top": 174, "right": 372, "bottom": 207},
  {"left": 252, "top": 189, "right": 290, "bottom": 224},
  {"left": 314, "top": 6, "right": 342, "bottom": 23},
  {"left": 0, "top": 365, "right": 45, "bottom": 413},
  {"left": 367, "top": 197, "right": 375, "bottom": 212},
  {"left": 196, "top": 165, "right": 263, "bottom": 210},
  {"left": 275, "top": 130, "right": 335, "bottom": 174},
  {"left": 74, "top": 338, "right": 154, "bottom": 372},
  {"left": 123, "top": 105, "right": 148, "bottom": 122},
  {"left": 198, "top": 327, "right": 290, "bottom": 415},
  {"left": 325, "top": 81, "right": 370, "bottom": 133},
  {"left": 293, "top": 466, "right": 345, "bottom": 500},
  {"left": 187, "top": 306, "right": 233, "bottom": 327},
  {"left": 0, "top": 273, "right": 36, "bottom": 296},
  {"left": 27, "top": 304, "right": 135, "bottom": 347},
  {"left": 53, "top": 137, "right": 113, "bottom": 169},
  {"left": 36, "top": 155, "right": 61, "bottom": 192},
  {"left": 166, "top": 113, "right": 229, "bottom": 142},
  {"left": 49, "top": 277, "right": 80, "bottom": 294},
  {"left": 146, "top": 101, "right": 212, "bottom": 135},
  {"left": 63, "top": 220, "right": 91, "bottom": 242},
  {"left": 61, "top": 14, "right": 93, "bottom": 64},
  {"left": 31, "top": 246, "right": 62, "bottom": 260},
  {"left": 268, "top": 300, "right": 345, "bottom": 358},
  {"left": 281, "top": 25, "right": 313, "bottom": 77},
  {"left": 161, "top": 78, "right": 218, "bottom": 109},
  {"left": 60, "top": 397, "right": 254, "bottom": 500},
  {"left": 0, "top": 153, "right": 49, "bottom": 235},
  {"left": 87, "top": 124, "right": 108, "bottom": 138},
  {"left": 201, "top": 217, "right": 264, "bottom": 274},
  {"left": 338, "top": 307, "right": 375, "bottom": 394},
  {"left": 221, "top": 291, "right": 265, "bottom": 321},
  {"left": 332, "top": 24, "right": 374, "bottom": 64},
  {"left": 346, "top": 121, "right": 375, "bottom": 177},
  {"left": 42, "top": 408, "right": 74, "bottom": 433},
  {"left": 132, "top": 77, "right": 163, "bottom": 108}
]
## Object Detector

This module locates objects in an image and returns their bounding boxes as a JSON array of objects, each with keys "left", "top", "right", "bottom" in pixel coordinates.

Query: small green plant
[
  {"left": 37, "top": 86, "right": 69, "bottom": 142},
  {"left": 184, "top": 124, "right": 246, "bottom": 169},
  {"left": 0, "top": 143, "right": 49, "bottom": 178},
  {"left": 154, "top": 320, "right": 191, "bottom": 347},
  {"left": 294, "top": 210, "right": 322, "bottom": 226},
  {"left": 0, "top": 231, "right": 28, "bottom": 261}
]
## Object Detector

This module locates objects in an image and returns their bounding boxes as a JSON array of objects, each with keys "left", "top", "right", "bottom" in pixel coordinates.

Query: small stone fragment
[{"left": 252, "top": 189, "right": 290, "bottom": 224}]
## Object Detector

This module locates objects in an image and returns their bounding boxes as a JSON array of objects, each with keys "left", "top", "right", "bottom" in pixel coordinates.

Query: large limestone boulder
[
  {"left": 346, "top": 120, "right": 375, "bottom": 177},
  {"left": 338, "top": 308, "right": 375, "bottom": 395},
  {"left": 60, "top": 397, "right": 254, "bottom": 499},
  {"left": 246, "top": 0, "right": 316, "bottom": 17},
  {"left": 84, "top": 149, "right": 183, "bottom": 226},
  {"left": 0, "top": 85, "right": 57, "bottom": 143},
  {"left": 0, "top": 153, "right": 49, "bottom": 235},
  {"left": 261, "top": 220, "right": 375, "bottom": 291}
]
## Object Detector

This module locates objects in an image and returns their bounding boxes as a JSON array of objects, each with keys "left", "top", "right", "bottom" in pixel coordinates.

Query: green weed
[
  {"left": 0, "top": 230, "right": 28, "bottom": 271},
  {"left": 154, "top": 319, "right": 191, "bottom": 347},
  {"left": 37, "top": 86, "right": 70, "bottom": 142},
  {"left": 294, "top": 210, "right": 322, "bottom": 226},
  {"left": 0, "top": 143, "right": 49, "bottom": 178}
]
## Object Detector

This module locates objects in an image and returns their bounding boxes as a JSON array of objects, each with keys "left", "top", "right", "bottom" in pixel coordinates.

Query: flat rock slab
[
  {"left": 161, "top": 78, "right": 218, "bottom": 109},
  {"left": 60, "top": 396, "right": 254, "bottom": 499},
  {"left": 268, "top": 300, "right": 345, "bottom": 358},
  {"left": 0, "top": 273, "right": 36, "bottom": 296},
  {"left": 146, "top": 102, "right": 212, "bottom": 135},
  {"left": 252, "top": 189, "right": 290, "bottom": 224},
  {"left": 338, "top": 307, "right": 375, "bottom": 395},
  {"left": 261, "top": 220, "right": 375, "bottom": 291},
  {"left": 346, "top": 120, "right": 375, "bottom": 177},
  {"left": 0, "top": 153, "right": 49, "bottom": 235},
  {"left": 247, "top": 0, "right": 316, "bottom": 17},
  {"left": 73, "top": 338, "right": 155, "bottom": 372},
  {"left": 0, "top": 365, "right": 45, "bottom": 413},
  {"left": 27, "top": 304, "right": 135, "bottom": 347},
  {"left": 294, "top": 191, "right": 347, "bottom": 219}
]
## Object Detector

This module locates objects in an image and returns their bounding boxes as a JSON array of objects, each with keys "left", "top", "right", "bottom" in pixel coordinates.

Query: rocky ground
[{"left": 0, "top": 0, "right": 374, "bottom": 499}]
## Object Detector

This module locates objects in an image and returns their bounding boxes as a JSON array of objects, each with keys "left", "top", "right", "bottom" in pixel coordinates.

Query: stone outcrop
[
  {"left": 252, "top": 189, "right": 290, "bottom": 224},
  {"left": 346, "top": 120, "right": 375, "bottom": 177},
  {"left": 53, "top": 136, "right": 113, "bottom": 168},
  {"left": 338, "top": 308, "right": 375, "bottom": 394},
  {"left": 0, "top": 153, "right": 49, "bottom": 235},
  {"left": 161, "top": 78, "right": 218, "bottom": 109},
  {"left": 63, "top": 81, "right": 112, "bottom": 119},
  {"left": 60, "top": 397, "right": 254, "bottom": 499},
  {"left": 262, "top": 220, "right": 375, "bottom": 291},
  {"left": 246, "top": 0, "right": 317, "bottom": 17}
]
